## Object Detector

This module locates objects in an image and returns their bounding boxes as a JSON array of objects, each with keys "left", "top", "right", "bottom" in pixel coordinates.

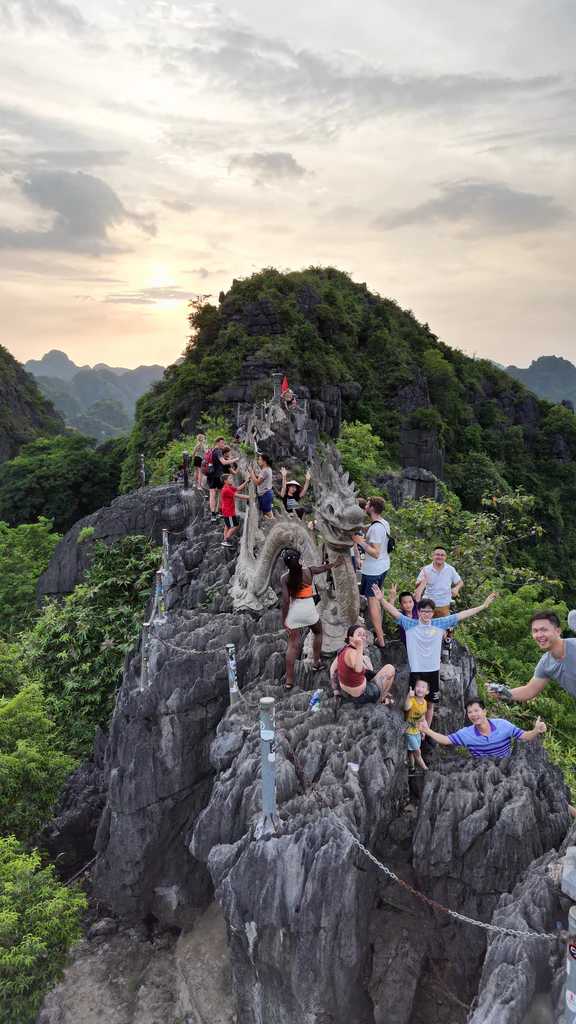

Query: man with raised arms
[{"left": 489, "top": 609, "right": 576, "bottom": 704}]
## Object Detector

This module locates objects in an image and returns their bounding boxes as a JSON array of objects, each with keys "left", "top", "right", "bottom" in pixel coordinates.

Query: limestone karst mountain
[
  {"left": 506, "top": 354, "right": 576, "bottom": 408},
  {"left": 0, "top": 342, "right": 65, "bottom": 464},
  {"left": 36, "top": 391, "right": 574, "bottom": 1024}
]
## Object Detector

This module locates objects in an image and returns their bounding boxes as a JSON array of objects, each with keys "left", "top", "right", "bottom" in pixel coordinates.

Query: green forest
[{"left": 1, "top": 268, "right": 576, "bottom": 1019}]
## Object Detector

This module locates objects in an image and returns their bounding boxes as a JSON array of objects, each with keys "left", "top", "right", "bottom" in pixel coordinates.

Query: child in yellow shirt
[{"left": 404, "top": 679, "right": 429, "bottom": 771}]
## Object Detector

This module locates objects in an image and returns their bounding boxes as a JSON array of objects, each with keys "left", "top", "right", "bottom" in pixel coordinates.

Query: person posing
[
  {"left": 373, "top": 585, "right": 497, "bottom": 724},
  {"left": 416, "top": 547, "right": 463, "bottom": 618},
  {"left": 192, "top": 433, "right": 206, "bottom": 489},
  {"left": 351, "top": 497, "right": 391, "bottom": 649},
  {"left": 404, "top": 680, "right": 430, "bottom": 770},
  {"left": 419, "top": 699, "right": 546, "bottom": 758},
  {"left": 490, "top": 609, "right": 576, "bottom": 706},
  {"left": 220, "top": 472, "right": 249, "bottom": 547},
  {"left": 280, "top": 467, "right": 311, "bottom": 518},
  {"left": 251, "top": 453, "right": 275, "bottom": 520},
  {"left": 329, "top": 624, "right": 395, "bottom": 706},
  {"left": 207, "top": 438, "right": 234, "bottom": 520},
  {"left": 281, "top": 548, "right": 344, "bottom": 690},
  {"left": 396, "top": 586, "right": 425, "bottom": 645}
]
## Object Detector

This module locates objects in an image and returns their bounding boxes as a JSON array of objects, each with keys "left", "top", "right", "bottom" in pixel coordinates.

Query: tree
[
  {"left": 0, "top": 434, "right": 124, "bottom": 534},
  {"left": 0, "top": 518, "right": 60, "bottom": 639},
  {"left": 336, "top": 420, "right": 391, "bottom": 494},
  {"left": 0, "top": 836, "right": 86, "bottom": 1024}
]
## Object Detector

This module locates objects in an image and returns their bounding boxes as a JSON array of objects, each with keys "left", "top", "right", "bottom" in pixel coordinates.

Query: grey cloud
[
  {"left": 0, "top": 170, "right": 156, "bottom": 254},
  {"left": 376, "top": 181, "right": 571, "bottom": 235},
  {"left": 31, "top": 150, "right": 128, "bottom": 168},
  {"left": 154, "top": 24, "right": 559, "bottom": 128},
  {"left": 104, "top": 286, "right": 191, "bottom": 305},
  {"left": 162, "top": 199, "right": 196, "bottom": 213},
  {"left": 229, "top": 151, "right": 308, "bottom": 183},
  {"left": 0, "top": 0, "right": 87, "bottom": 34},
  {"left": 0, "top": 104, "right": 91, "bottom": 149}
]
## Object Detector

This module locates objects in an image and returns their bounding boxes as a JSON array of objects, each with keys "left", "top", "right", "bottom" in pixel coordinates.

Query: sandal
[
  {"left": 311, "top": 662, "right": 323, "bottom": 672},
  {"left": 284, "top": 681, "right": 294, "bottom": 690}
]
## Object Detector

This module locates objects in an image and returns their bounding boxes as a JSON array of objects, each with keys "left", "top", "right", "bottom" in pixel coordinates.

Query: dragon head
[{"left": 312, "top": 446, "right": 365, "bottom": 550}]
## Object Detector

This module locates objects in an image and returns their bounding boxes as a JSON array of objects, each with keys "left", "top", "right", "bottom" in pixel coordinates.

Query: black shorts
[
  {"left": 409, "top": 670, "right": 440, "bottom": 703},
  {"left": 340, "top": 680, "right": 381, "bottom": 705},
  {"left": 224, "top": 516, "right": 239, "bottom": 528},
  {"left": 207, "top": 473, "right": 223, "bottom": 490},
  {"left": 193, "top": 456, "right": 202, "bottom": 467}
]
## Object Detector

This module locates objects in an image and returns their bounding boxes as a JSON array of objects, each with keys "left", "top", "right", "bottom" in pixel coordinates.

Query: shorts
[
  {"left": 224, "top": 516, "right": 239, "bottom": 528},
  {"left": 359, "top": 571, "right": 387, "bottom": 598},
  {"left": 193, "top": 456, "right": 202, "bottom": 468},
  {"left": 433, "top": 605, "right": 451, "bottom": 618},
  {"left": 405, "top": 732, "right": 422, "bottom": 751},
  {"left": 339, "top": 680, "right": 381, "bottom": 705},
  {"left": 258, "top": 489, "right": 274, "bottom": 514},
  {"left": 207, "top": 473, "right": 223, "bottom": 490},
  {"left": 409, "top": 670, "right": 440, "bottom": 704}
]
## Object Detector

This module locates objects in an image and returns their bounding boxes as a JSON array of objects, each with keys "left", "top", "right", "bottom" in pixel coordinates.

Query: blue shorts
[
  {"left": 258, "top": 489, "right": 274, "bottom": 513},
  {"left": 359, "top": 571, "right": 387, "bottom": 598},
  {"left": 405, "top": 732, "right": 422, "bottom": 751}
]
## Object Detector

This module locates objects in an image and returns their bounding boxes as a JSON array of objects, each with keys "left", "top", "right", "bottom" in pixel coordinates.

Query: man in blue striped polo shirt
[{"left": 419, "top": 698, "right": 546, "bottom": 757}]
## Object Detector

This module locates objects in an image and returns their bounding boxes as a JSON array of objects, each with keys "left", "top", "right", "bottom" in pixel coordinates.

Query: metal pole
[
  {"left": 226, "top": 644, "right": 240, "bottom": 705},
  {"left": 155, "top": 569, "right": 167, "bottom": 624},
  {"left": 182, "top": 450, "right": 190, "bottom": 490},
  {"left": 140, "top": 621, "right": 151, "bottom": 688},
  {"left": 139, "top": 453, "right": 146, "bottom": 488},
  {"left": 566, "top": 905, "right": 576, "bottom": 1023},
  {"left": 259, "top": 697, "right": 277, "bottom": 824},
  {"left": 162, "top": 528, "right": 170, "bottom": 573},
  {"left": 271, "top": 372, "right": 283, "bottom": 402}
]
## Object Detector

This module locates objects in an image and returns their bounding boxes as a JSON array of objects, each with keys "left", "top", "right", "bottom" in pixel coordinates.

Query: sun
[{"left": 148, "top": 265, "right": 176, "bottom": 289}]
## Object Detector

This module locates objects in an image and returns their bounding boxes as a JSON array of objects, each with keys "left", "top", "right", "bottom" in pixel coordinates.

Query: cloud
[
  {"left": 228, "top": 151, "right": 308, "bottom": 184},
  {"left": 0, "top": 0, "right": 87, "bottom": 34},
  {"left": 0, "top": 170, "right": 156, "bottom": 254},
  {"left": 0, "top": 104, "right": 90, "bottom": 149},
  {"left": 30, "top": 150, "right": 128, "bottom": 168},
  {"left": 153, "top": 22, "right": 560, "bottom": 131},
  {"left": 162, "top": 198, "right": 196, "bottom": 213},
  {"left": 103, "top": 286, "right": 191, "bottom": 305},
  {"left": 376, "top": 180, "right": 572, "bottom": 235}
]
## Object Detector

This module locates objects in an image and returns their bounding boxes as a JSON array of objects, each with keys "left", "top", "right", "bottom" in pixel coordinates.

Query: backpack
[
  {"left": 201, "top": 448, "right": 214, "bottom": 475},
  {"left": 367, "top": 519, "right": 396, "bottom": 554}
]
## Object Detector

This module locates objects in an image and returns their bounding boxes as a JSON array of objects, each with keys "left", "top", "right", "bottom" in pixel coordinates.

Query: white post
[
  {"left": 566, "top": 905, "right": 576, "bottom": 1022},
  {"left": 155, "top": 570, "right": 167, "bottom": 624},
  {"left": 140, "top": 621, "right": 151, "bottom": 688},
  {"left": 259, "top": 697, "right": 277, "bottom": 826},
  {"left": 162, "top": 529, "right": 170, "bottom": 573},
  {"left": 226, "top": 644, "right": 240, "bottom": 705}
]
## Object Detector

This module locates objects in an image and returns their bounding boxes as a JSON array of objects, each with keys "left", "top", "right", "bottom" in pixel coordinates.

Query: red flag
[{"left": 281, "top": 375, "right": 289, "bottom": 393}]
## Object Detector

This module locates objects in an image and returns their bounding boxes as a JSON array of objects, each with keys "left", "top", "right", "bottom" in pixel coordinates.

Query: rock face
[
  {"left": 0, "top": 342, "right": 64, "bottom": 464},
  {"left": 37, "top": 484, "right": 190, "bottom": 601}
]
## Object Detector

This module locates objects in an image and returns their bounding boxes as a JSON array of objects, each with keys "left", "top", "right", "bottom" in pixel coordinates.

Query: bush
[
  {"left": 0, "top": 518, "right": 60, "bottom": 640},
  {"left": 336, "top": 420, "right": 392, "bottom": 493},
  {"left": 0, "top": 836, "right": 86, "bottom": 1024},
  {"left": 0, "top": 685, "right": 75, "bottom": 840},
  {"left": 24, "top": 535, "right": 160, "bottom": 755}
]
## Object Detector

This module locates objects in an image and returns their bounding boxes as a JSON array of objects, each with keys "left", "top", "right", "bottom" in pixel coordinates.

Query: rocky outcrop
[
  {"left": 37, "top": 484, "right": 189, "bottom": 601},
  {"left": 0, "top": 342, "right": 64, "bottom": 464}
]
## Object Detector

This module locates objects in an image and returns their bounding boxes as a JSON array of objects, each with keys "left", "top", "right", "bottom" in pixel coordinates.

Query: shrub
[{"left": 0, "top": 518, "right": 60, "bottom": 640}]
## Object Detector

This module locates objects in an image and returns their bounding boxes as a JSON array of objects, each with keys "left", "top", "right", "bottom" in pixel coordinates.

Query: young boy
[
  {"left": 404, "top": 680, "right": 430, "bottom": 771},
  {"left": 220, "top": 471, "right": 249, "bottom": 546}
]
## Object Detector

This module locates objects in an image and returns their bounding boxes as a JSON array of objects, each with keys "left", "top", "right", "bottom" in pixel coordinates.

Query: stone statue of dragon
[{"left": 230, "top": 445, "right": 365, "bottom": 652}]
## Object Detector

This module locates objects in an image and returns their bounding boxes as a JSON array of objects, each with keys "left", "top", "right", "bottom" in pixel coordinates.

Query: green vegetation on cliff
[
  {"left": 122, "top": 268, "right": 576, "bottom": 587},
  {"left": 0, "top": 344, "right": 64, "bottom": 465}
]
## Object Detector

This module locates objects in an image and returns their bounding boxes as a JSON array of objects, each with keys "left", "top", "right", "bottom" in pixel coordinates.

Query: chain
[{"left": 325, "top": 813, "right": 563, "bottom": 943}]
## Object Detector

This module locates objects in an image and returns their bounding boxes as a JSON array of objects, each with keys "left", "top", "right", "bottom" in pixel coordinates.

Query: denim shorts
[
  {"left": 405, "top": 732, "right": 422, "bottom": 751},
  {"left": 339, "top": 680, "right": 381, "bottom": 705},
  {"left": 359, "top": 571, "right": 387, "bottom": 598}
]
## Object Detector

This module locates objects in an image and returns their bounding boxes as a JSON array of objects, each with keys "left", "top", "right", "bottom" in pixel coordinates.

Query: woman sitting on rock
[
  {"left": 330, "top": 624, "right": 395, "bottom": 706},
  {"left": 280, "top": 467, "right": 311, "bottom": 518},
  {"left": 281, "top": 548, "right": 343, "bottom": 690}
]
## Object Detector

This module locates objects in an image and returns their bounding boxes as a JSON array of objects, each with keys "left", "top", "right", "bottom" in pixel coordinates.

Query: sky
[{"left": 0, "top": 0, "right": 575, "bottom": 370}]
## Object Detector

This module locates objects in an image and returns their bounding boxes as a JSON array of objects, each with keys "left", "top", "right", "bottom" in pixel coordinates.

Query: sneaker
[{"left": 221, "top": 541, "right": 232, "bottom": 547}]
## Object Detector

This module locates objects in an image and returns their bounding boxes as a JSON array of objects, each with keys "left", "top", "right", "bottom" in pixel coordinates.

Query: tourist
[
  {"left": 206, "top": 436, "right": 226, "bottom": 520},
  {"left": 220, "top": 472, "right": 249, "bottom": 547},
  {"left": 416, "top": 547, "right": 463, "bottom": 619},
  {"left": 281, "top": 387, "right": 297, "bottom": 411},
  {"left": 351, "top": 497, "right": 392, "bottom": 649},
  {"left": 250, "top": 453, "right": 275, "bottom": 519},
  {"left": 419, "top": 698, "right": 546, "bottom": 757},
  {"left": 396, "top": 588, "right": 425, "bottom": 645},
  {"left": 490, "top": 609, "right": 576, "bottom": 705},
  {"left": 404, "top": 680, "right": 430, "bottom": 771},
  {"left": 280, "top": 467, "right": 311, "bottom": 518},
  {"left": 281, "top": 548, "right": 344, "bottom": 690},
  {"left": 329, "top": 624, "right": 395, "bottom": 706},
  {"left": 192, "top": 433, "right": 206, "bottom": 489},
  {"left": 373, "top": 584, "right": 498, "bottom": 724}
]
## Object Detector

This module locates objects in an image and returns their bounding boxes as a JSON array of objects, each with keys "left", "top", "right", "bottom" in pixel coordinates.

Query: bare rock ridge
[{"left": 39, "top": 401, "right": 573, "bottom": 1024}]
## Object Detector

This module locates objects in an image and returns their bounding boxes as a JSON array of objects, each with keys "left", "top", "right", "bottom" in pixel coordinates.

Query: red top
[
  {"left": 337, "top": 647, "right": 365, "bottom": 690},
  {"left": 220, "top": 483, "right": 237, "bottom": 517}
]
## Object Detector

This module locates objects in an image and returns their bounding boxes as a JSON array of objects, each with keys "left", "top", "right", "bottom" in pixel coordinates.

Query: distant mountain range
[
  {"left": 504, "top": 356, "right": 576, "bottom": 408},
  {"left": 25, "top": 350, "right": 165, "bottom": 442}
]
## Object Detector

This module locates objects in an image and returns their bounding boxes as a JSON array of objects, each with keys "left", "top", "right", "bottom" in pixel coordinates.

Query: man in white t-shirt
[
  {"left": 351, "top": 496, "right": 391, "bottom": 649},
  {"left": 416, "top": 547, "right": 463, "bottom": 618}
]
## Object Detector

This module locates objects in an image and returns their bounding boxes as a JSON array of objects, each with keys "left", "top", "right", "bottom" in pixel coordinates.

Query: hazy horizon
[{"left": 1, "top": 1, "right": 575, "bottom": 369}]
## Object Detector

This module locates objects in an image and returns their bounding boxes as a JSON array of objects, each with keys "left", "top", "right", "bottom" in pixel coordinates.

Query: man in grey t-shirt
[{"left": 490, "top": 609, "right": 576, "bottom": 704}]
